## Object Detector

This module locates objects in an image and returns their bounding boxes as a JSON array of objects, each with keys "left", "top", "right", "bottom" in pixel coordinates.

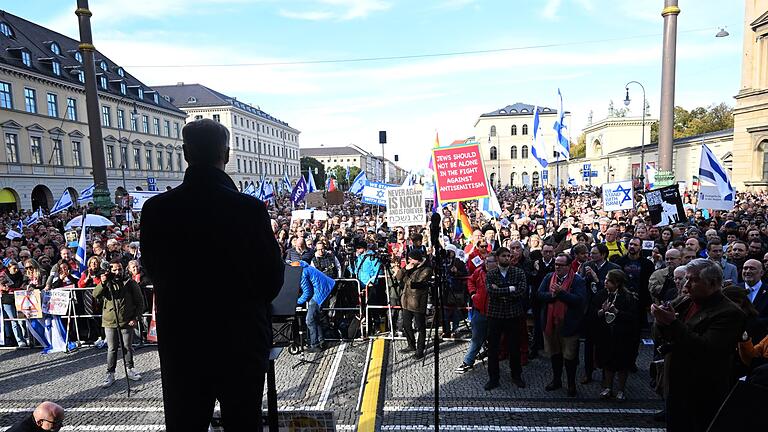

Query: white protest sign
[
  {"left": 602, "top": 181, "right": 634, "bottom": 211},
  {"left": 130, "top": 191, "right": 162, "bottom": 212},
  {"left": 642, "top": 240, "right": 655, "bottom": 251},
  {"left": 386, "top": 186, "right": 426, "bottom": 227},
  {"left": 313, "top": 210, "right": 329, "bottom": 220},
  {"left": 5, "top": 230, "right": 22, "bottom": 240},
  {"left": 42, "top": 288, "right": 72, "bottom": 316},
  {"left": 291, "top": 210, "right": 313, "bottom": 220}
]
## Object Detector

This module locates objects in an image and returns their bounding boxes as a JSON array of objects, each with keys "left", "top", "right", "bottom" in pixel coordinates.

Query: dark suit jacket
[
  {"left": 537, "top": 273, "right": 587, "bottom": 337},
  {"left": 653, "top": 292, "right": 745, "bottom": 432},
  {"left": 740, "top": 281, "right": 768, "bottom": 343},
  {"left": 140, "top": 165, "right": 284, "bottom": 370}
]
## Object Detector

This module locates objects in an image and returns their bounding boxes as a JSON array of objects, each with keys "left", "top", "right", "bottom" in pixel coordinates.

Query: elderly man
[
  {"left": 742, "top": 259, "right": 768, "bottom": 343},
  {"left": 649, "top": 249, "right": 682, "bottom": 304},
  {"left": 706, "top": 239, "right": 738, "bottom": 283},
  {"left": 652, "top": 259, "right": 745, "bottom": 432},
  {"left": 7, "top": 401, "right": 64, "bottom": 431},
  {"left": 604, "top": 228, "right": 626, "bottom": 261}
]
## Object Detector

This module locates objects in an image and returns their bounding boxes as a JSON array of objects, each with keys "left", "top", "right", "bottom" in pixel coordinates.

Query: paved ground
[{"left": 0, "top": 336, "right": 665, "bottom": 431}]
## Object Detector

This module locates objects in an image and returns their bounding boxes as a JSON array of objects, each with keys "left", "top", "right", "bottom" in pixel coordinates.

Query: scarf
[{"left": 545, "top": 269, "right": 575, "bottom": 336}]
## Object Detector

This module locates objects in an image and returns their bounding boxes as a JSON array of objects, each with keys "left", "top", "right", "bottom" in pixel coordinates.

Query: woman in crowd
[
  {"left": 78, "top": 256, "right": 104, "bottom": 345},
  {"left": 1, "top": 260, "right": 27, "bottom": 347},
  {"left": 48, "top": 261, "right": 78, "bottom": 289}
]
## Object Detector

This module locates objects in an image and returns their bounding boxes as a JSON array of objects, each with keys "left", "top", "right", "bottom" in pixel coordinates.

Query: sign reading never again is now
[{"left": 432, "top": 143, "right": 489, "bottom": 202}]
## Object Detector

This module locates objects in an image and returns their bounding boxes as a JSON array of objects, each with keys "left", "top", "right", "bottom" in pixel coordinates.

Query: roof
[
  {"left": 607, "top": 128, "right": 734, "bottom": 156},
  {"left": 153, "top": 83, "right": 292, "bottom": 128},
  {"left": 480, "top": 103, "right": 566, "bottom": 118},
  {"left": 0, "top": 10, "right": 185, "bottom": 115},
  {"left": 301, "top": 146, "right": 368, "bottom": 157}
]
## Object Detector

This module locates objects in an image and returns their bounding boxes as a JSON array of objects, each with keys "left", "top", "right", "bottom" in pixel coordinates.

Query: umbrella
[{"left": 65, "top": 214, "right": 114, "bottom": 230}]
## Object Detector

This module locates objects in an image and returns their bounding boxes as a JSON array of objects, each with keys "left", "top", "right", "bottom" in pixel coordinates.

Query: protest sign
[
  {"left": 602, "top": 181, "right": 634, "bottom": 211},
  {"left": 305, "top": 192, "right": 326, "bottom": 208},
  {"left": 5, "top": 230, "right": 21, "bottom": 240},
  {"left": 386, "top": 186, "right": 426, "bottom": 227},
  {"left": 326, "top": 190, "right": 344, "bottom": 206},
  {"left": 647, "top": 185, "right": 686, "bottom": 227},
  {"left": 313, "top": 210, "right": 329, "bottom": 220},
  {"left": 14, "top": 290, "right": 42, "bottom": 319},
  {"left": 291, "top": 210, "right": 313, "bottom": 220},
  {"left": 362, "top": 181, "right": 396, "bottom": 206},
  {"left": 130, "top": 191, "right": 162, "bottom": 211},
  {"left": 42, "top": 289, "right": 71, "bottom": 316},
  {"left": 432, "top": 143, "right": 489, "bottom": 202}
]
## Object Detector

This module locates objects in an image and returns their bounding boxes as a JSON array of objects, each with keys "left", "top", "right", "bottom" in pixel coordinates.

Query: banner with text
[
  {"left": 362, "top": 181, "right": 397, "bottom": 206},
  {"left": 14, "top": 290, "right": 42, "bottom": 319},
  {"left": 602, "top": 180, "right": 635, "bottom": 211},
  {"left": 42, "top": 288, "right": 72, "bottom": 316},
  {"left": 647, "top": 185, "right": 686, "bottom": 227},
  {"left": 386, "top": 186, "right": 426, "bottom": 227},
  {"left": 432, "top": 143, "right": 489, "bottom": 203},
  {"left": 130, "top": 191, "right": 162, "bottom": 212}
]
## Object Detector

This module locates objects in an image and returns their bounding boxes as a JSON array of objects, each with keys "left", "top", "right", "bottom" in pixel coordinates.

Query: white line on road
[
  {"left": 384, "top": 406, "right": 658, "bottom": 414},
  {"left": 0, "top": 407, "right": 164, "bottom": 413},
  {"left": 0, "top": 427, "right": 165, "bottom": 431},
  {"left": 381, "top": 427, "right": 665, "bottom": 432},
  {"left": 315, "top": 342, "right": 346, "bottom": 410}
]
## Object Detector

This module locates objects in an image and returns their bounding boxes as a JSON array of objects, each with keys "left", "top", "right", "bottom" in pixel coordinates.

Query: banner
[
  {"left": 432, "top": 143, "right": 489, "bottom": 202},
  {"left": 386, "top": 186, "right": 426, "bottom": 227},
  {"left": 291, "top": 210, "right": 313, "bottom": 220},
  {"left": 15, "top": 290, "right": 42, "bottom": 319},
  {"left": 697, "top": 144, "right": 735, "bottom": 210},
  {"left": 305, "top": 191, "right": 326, "bottom": 208},
  {"left": 42, "top": 289, "right": 71, "bottom": 316},
  {"left": 326, "top": 190, "right": 344, "bottom": 206},
  {"left": 362, "top": 181, "right": 396, "bottom": 206},
  {"left": 130, "top": 191, "right": 162, "bottom": 211},
  {"left": 647, "top": 185, "right": 686, "bottom": 227},
  {"left": 602, "top": 181, "right": 634, "bottom": 211}
]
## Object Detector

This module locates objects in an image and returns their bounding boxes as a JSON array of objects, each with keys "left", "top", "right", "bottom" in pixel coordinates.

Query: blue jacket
[
  {"left": 296, "top": 261, "right": 336, "bottom": 306},
  {"left": 537, "top": 272, "right": 587, "bottom": 337},
  {"left": 348, "top": 251, "right": 382, "bottom": 287}
]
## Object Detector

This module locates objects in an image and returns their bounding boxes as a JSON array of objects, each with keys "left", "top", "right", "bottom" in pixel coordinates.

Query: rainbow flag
[{"left": 454, "top": 202, "right": 473, "bottom": 240}]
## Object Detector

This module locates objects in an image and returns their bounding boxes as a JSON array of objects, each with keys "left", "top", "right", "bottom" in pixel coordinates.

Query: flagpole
[{"left": 555, "top": 152, "right": 560, "bottom": 226}]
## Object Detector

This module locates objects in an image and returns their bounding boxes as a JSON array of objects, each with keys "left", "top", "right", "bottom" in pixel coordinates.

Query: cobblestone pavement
[{"left": 1, "top": 336, "right": 665, "bottom": 431}]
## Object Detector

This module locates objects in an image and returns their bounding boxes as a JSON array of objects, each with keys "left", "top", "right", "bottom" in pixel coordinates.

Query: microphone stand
[{"left": 428, "top": 212, "right": 445, "bottom": 431}]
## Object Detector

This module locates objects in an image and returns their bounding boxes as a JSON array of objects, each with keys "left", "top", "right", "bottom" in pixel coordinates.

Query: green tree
[
  {"left": 328, "top": 165, "right": 361, "bottom": 190},
  {"left": 300, "top": 156, "right": 326, "bottom": 187},
  {"left": 570, "top": 132, "right": 586, "bottom": 158},
  {"left": 649, "top": 103, "right": 732, "bottom": 144}
]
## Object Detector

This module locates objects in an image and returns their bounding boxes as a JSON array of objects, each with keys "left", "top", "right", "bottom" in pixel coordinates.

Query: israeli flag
[
  {"left": 568, "top": 176, "right": 577, "bottom": 186},
  {"left": 76, "top": 224, "right": 87, "bottom": 275},
  {"left": 553, "top": 89, "right": 569, "bottom": 160},
  {"left": 264, "top": 181, "right": 275, "bottom": 202},
  {"left": 479, "top": 184, "right": 503, "bottom": 219},
  {"left": 243, "top": 182, "right": 257, "bottom": 197},
  {"left": 17, "top": 219, "right": 23, "bottom": 232},
  {"left": 645, "top": 163, "right": 657, "bottom": 189},
  {"left": 536, "top": 190, "right": 545, "bottom": 204},
  {"left": 345, "top": 166, "right": 351, "bottom": 182},
  {"left": 78, "top": 184, "right": 95, "bottom": 202},
  {"left": 531, "top": 106, "right": 549, "bottom": 169},
  {"left": 697, "top": 144, "right": 735, "bottom": 210},
  {"left": 283, "top": 174, "right": 292, "bottom": 193},
  {"left": 350, "top": 170, "right": 367, "bottom": 195},
  {"left": 307, "top": 172, "right": 317, "bottom": 193},
  {"left": 49, "top": 190, "right": 74, "bottom": 215},
  {"left": 402, "top": 172, "right": 417, "bottom": 187},
  {"left": 24, "top": 208, "right": 43, "bottom": 226}
]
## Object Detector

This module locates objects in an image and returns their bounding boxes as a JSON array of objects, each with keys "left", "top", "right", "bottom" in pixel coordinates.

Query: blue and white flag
[
  {"left": 24, "top": 208, "right": 43, "bottom": 226},
  {"left": 531, "top": 106, "right": 549, "bottom": 168},
  {"left": 307, "top": 172, "right": 317, "bottom": 193},
  {"left": 697, "top": 144, "right": 735, "bottom": 210},
  {"left": 645, "top": 163, "right": 657, "bottom": 189},
  {"left": 479, "top": 182, "right": 503, "bottom": 219},
  {"left": 49, "top": 190, "right": 73, "bottom": 215},
  {"left": 283, "top": 174, "right": 292, "bottom": 193},
  {"left": 76, "top": 224, "right": 87, "bottom": 275},
  {"left": 553, "top": 89, "right": 569, "bottom": 160},
  {"left": 291, "top": 176, "right": 308, "bottom": 204},
  {"left": 17, "top": 219, "right": 23, "bottom": 232},
  {"left": 350, "top": 171, "right": 368, "bottom": 195},
  {"left": 78, "top": 184, "right": 95, "bottom": 202},
  {"left": 243, "top": 182, "right": 257, "bottom": 197},
  {"left": 263, "top": 181, "right": 275, "bottom": 203},
  {"left": 401, "top": 172, "right": 417, "bottom": 187},
  {"left": 345, "top": 166, "right": 351, "bottom": 183},
  {"left": 536, "top": 190, "right": 545, "bottom": 204},
  {"left": 568, "top": 176, "right": 577, "bottom": 186}
]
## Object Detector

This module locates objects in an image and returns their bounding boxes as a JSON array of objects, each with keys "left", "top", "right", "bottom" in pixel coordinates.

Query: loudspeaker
[
  {"left": 379, "top": 131, "right": 387, "bottom": 144},
  {"left": 394, "top": 154, "right": 399, "bottom": 162}
]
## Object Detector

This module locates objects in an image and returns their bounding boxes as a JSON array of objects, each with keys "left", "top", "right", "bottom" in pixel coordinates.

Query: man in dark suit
[
  {"left": 529, "top": 242, "right": 556, "bottom": 357},
  {"left": 742, "top": 259, "right": 768, "bottom": 343},
  {"left": 652, "top": 259, "right": 745, "bottom": 432},
  {"left": 140, "top": 119, "right": 284, "bottom": 431}
]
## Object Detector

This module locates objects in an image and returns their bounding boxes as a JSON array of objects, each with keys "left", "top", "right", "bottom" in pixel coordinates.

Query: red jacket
[{"left": 467, "top": 265, "right": 488, "bottom": 315}]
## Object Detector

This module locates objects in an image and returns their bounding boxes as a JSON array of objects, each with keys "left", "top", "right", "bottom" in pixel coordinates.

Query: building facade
[
  {"left": 301, "top": 145, "right": 407, "bottom": 185},
  {"left": 154, "top": 83, "right": 300, "bottom": 192},
  {"left": 474, "top": 103, "right": 570, "bottom": 188},
  {"left": 0, "top": 10, "right": 188, "bottom": 211}
]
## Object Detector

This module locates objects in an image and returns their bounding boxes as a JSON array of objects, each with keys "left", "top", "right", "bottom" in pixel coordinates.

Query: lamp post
[
  {"left": 624, "top": 81, "right": 647, "bottom": 192},
  {"left": 658, "top": 0, "right": 680, "bottom": 172}
]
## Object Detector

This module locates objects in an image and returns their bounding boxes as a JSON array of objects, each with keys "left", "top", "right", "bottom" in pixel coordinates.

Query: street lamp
[
  {"left": 715, "top": 27, "right": 729, "bottom": 38},
  {"left": 624, "top": 80, "right": 646, "bottom": 192}
]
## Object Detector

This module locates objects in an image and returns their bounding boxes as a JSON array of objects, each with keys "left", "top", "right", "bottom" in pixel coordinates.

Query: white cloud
[
  {"left": 278, "top": 9, "right": 335, "bottom": 21},
  {"left": 542, "top": 0, "right": 562, "bottom": 20},
  {"left": 280, "top": 0, "right": 391, "bottom": 21}
]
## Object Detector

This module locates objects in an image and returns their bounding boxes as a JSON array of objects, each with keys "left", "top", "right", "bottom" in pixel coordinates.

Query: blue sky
[{"left": 8, "top": 0, "right": 743, "bottom": 171}]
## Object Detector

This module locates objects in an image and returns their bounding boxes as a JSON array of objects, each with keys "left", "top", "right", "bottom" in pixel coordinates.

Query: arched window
[
  {"left": 489, "top": 146, "right": 497, "bottom": 160},
  {"left": 532, "top": 171, "right": 540, "bottom": 188},
  {"left": 489, "top": 173, "right": 496, "bottom": 187},
  {"left": 490, "top": 125, "right": 497, "bottom": 137},
  {"left": 522, "top": 124, "right": 528, "bottom": 135},
  {"left": 511, "top": 125, "right": 517, "bottom": 136},
  {"left": 511, "top": 146, "right": 518, "bottom": 159},
  {"left": 510, "top": 172, "right": 516, "bottom": 186},
  {"left": 522, "top": 172, "right": 529, "bottom": 186},
  {"left": 521, "top": 145, "right": 529, "bottom": 159},
  {"left": 50, "top": 42, "right": 61, "bottom": 55}
]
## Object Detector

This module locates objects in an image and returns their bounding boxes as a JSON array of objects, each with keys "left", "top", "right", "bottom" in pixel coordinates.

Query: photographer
[
  {"left": 396, "top": 249, "right": 433, "bottom": 359},
  {"left": 93, "top": 259, "right": 145, "bottom": 388}
]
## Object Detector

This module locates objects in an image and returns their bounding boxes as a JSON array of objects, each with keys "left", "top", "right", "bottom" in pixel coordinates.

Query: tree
[
  {"left": 649, "top": 103, "right": 732, "bottom": 144},
  {"left": 570, "top": 132, "right": 586, "bottom": 158},
  {"left": 300, "top": 156, "right": 326, "bottom": 187},
  {"left": 328, "top": 165, "right": 361, "bottom": 190}
]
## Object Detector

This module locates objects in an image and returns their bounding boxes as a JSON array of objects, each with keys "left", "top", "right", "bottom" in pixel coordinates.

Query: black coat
[
  {"left": 6, "top": 414, "right": 46, "bottom": 432},
  {"left": 140, "top": 165, "right": 283, "bottom": 370},
  {"left": 590, "top": 288, "right": 638, "bottom": 371}
]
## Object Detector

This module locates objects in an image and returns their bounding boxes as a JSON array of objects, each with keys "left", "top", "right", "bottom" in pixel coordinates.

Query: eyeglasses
[
  {"left": 24, "top": 266, "right": 34, "bottom": 270},
  {"left": 38, "top": 418, "right": 63, "bottom": 429}
]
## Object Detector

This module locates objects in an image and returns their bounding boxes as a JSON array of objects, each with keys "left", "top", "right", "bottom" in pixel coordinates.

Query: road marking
[
  {"left": 357, "top": 338, "right": 385, "bottom": 432},
  {"left": 315, "top": 342, "right": 346, "bottom": 410},
  {"left": 0, "top": 427, "right": 165, "bottom": 431},
  {"left": 0, "top": 407, "right": 164, "bottom": 413},
  {"left": 383, "top": 406, "right": 658, "bottom": 414},
  {"left": 381, "top": 427, "right": 665, "bottom": 431}
]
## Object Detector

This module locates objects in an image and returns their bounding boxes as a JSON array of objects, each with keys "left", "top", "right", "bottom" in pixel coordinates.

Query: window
[
  {"left": 249, "top": 160, "right": 253, "bottom": 173},
  {"left": 24, "top": 88, "right": 36, "bottom": 113},
  {"left": 133, "top": 148, "right": 141, "bottom": 169},
  {"left": 99, "top": 75, "right": 107, "bottom": 89},
  {"left": 153, "top": 118, "right": 160, "bottom": 135},
  {"left": 21, "top": 51, "right": 31, "bottom": 67},
  {"left": 511, "top": 146, "right": 518, "bottom": 159},
  {"left": 74, "top": 51, "right": 82, "bottom": 63},
  {"left": 66, "top": 98, "right": 77, "bottom": 121},
  {"left": 213, "top": 114, "right": 220, "bottom": 123},
  {"left": 117, "top": 109, "right": 125, "bottom": 129},
  {"left": 163, "top": 120, "right": 170, "bottom": 137},
  {"left": 489, "top": 146, "right": 497, "bottom": 160},
  {"left": 99, "top": 60, "right": 107, "bottom": 71},
  {"left": 166, "top": 152, "right": 172, "bottom": 170},
  {"left": 120, "top": 82, "right": 126, "bottom": 95},
  {"left": 52, "top": 139, "right": 63, "bottom": 165},
  {"left": 177, "top": 153, "right": 182, "bottom": 171},
  {"left": 145, "top": 149, "right": 152, "bottom": 170},
  {"left": 130, "top": 113, "right": 137, "bottom": 131},
  {"left": 235, "top": 137, "right": 239, "bottom": 149},
  {"left": 142, "top": 115, "right": 149, "bottom": 133},
  {"left": 5, "top": 133, "right": 18, "bottom": 163},
  {"left": 137, "top": 88, "right": 144, "bottom": 100},
  {"left": 522, "top": 124, "right": 528, "bottom": 135},
  {"left": 77, "top": 71, "right": 84, "bottom": 83},
  {"left": 237, "top": 158, "right": 241, "bottom": 172},
  {"left": 188, "top": 97, "right": 197, "bottom": 104},
  {"left": 106, "top": 145, "right": 115, "bottom": 168},
  {"left": 157, "top": 150, "right": 163, "bottom": 171},
  {"left": 0, "top": 81, "right": 11, "bottom": 109},
  {"left": 173, "top": 122, "right": 180, "bottom": 138},
  {"left": 511, "top": 125, "right": 517, "bottom": 136},
  {"left": 116, "top": 67, "right": 124, "bottom": 77},
  {"left": 153, "top": 93, "right": 159, "bottom": 104},
  {"left": 30, "top": 137, "right": 42, "bottom": 164},
  {"left": 521, "top": 145, "right": 529, "bottom": 159},
  {"left": 0, "top": 23, "right": 12, "bottom": 37},
  {"left": 46, "top": 93, "right": 58, "bottom": 117},
  {"left": 120, "top": 147, "right": 128, "bottom": 168},
  {"left": 248, "top": 140, "right": 251, "bottom": 152},
  {"left": 532, "top": 171, "right": 540, "bottom": 188},
  {"left": 102, "top": 106, "right": 111, "bottom": 127},
  {"left": 72, "top": 141, "right": 82, "bottom": 166},
  {"left": 51, "top": 61, "right": 60, "bottom": 76}
]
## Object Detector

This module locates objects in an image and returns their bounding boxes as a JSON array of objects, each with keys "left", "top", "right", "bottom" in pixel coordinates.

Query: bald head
[
  {"left": 665, "top": 248, "right": 681, "bottom": 270},
  {"left": 33, "top": 401, "right": 64, "bottom": 430},
  {"left": 743, "top": 259, "right": 764, "bottom": 286}
]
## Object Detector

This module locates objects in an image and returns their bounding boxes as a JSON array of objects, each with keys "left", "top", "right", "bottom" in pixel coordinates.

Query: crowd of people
[{"left": 5, "top": 170, "right": 768, "bottom": 430}]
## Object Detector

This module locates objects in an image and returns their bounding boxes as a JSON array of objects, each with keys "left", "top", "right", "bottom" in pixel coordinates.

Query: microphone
[{"left": 430, "top": 212, "right": 441, "bottom": 250}]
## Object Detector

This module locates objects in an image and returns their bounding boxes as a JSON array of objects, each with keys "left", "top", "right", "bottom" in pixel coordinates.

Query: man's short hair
[
  {"left": 572, "top": 244, "right": 589, "bottom": 255},
  {"left": 686, "top": 258, "right": 723, "bottom": 289},
  {"left": 109, "top": 258, "right": 123, "bottom": 266},
  {"left": 707, "top": 238, "right": 723, "bottom": 251},
  {"left": 556, "top": 253, "right": 573, "bottom": 265},
  {"left": 594, "top": 243, "right": 609, "bottom": 258},
  {"left": 182, "top": 119, "right": 230, "bottom": 166},
  {"left": 495, "top": 247, "right": 510, "bottom": 256}
]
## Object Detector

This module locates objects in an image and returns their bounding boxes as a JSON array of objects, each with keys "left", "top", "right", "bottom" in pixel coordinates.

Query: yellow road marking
[{"left": 357, "top": 339, "right": 385, "bottom": 432}]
